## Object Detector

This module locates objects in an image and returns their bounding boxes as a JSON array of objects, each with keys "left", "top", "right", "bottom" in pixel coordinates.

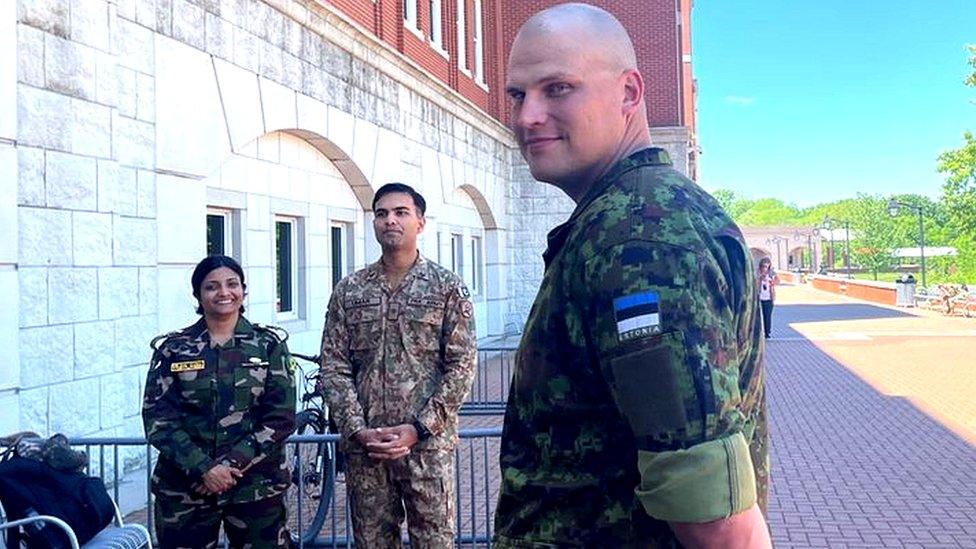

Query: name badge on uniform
[
  {"left": 170, "top": 360, "right": 205, "bottom": 373},
  {"left": 613, "top": 291, "right": 661, "bottom": 341}
]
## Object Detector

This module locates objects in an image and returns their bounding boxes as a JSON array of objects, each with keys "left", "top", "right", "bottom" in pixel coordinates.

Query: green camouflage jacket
[
  {"left": 143, "top": 316, "right": 296, "bottom": 504},
  {"left": 319, "top": 255, "right": 477, "bottom": 453},
  {"left": 494, "top": 148, "right": 767, "bottom": 547}
]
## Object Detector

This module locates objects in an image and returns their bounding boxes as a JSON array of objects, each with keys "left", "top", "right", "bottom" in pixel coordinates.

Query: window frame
[
  {"left": 274, "top": 216, "right": 300, "bottom": 320},
  {"left": 404, "top": 0, "right": 422, "bottom": 36},
  {"left": 206, "top": 208, "right": 235, "bottom": 258},
  {"left": 330, "top": 223, "right": 351, "bottom": 289},
  {"left": 451, "top": 233, "right": 464, "bottom": 280},
  {"left": 456, "top": 0, "right": 468, "bottom": 74},
  {"left": 472, "top": 0, "right": 485, "bottom": 83},
  {"left": 469, "top": 235, "right": 483, "bottom": 295},
  {"left": 429, "top": 0, "right": 443, "bottom": 49}
]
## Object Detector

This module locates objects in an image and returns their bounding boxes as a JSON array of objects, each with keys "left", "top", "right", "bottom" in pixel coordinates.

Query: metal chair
[{"left": 0, "top": 496, "right": 151, "bottom": 549}]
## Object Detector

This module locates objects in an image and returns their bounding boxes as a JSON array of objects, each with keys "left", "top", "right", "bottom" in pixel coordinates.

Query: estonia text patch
[{"left": 613, "top": 291, "right": 662, "bottom": 340}]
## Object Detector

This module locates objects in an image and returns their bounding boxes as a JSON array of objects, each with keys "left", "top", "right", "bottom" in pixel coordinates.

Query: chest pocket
[
  {"left": 403, "top": 297, "right": 445, "bottom": 351},
  {"left": 345, "top": 298, "right": 382, "bottom": 351},
  {"left": 173, "top": 359, "right": 212, "bottom": 406},
  {"left": 234, "top": 361, "right": 269, "bottom": 410}
]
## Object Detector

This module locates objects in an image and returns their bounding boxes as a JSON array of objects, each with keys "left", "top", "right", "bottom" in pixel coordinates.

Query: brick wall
[
  {"left": 316, "top": 0, "right": 493, "bottom": 113},
  {"left": 319, "top": 0, "right": 694, "bottom": 140},
  {"left": 811, "top": 276, "right": 898, "bottom": 307},
  {"left": 327, "top": 0, "right": 376, "bottom": 33}
]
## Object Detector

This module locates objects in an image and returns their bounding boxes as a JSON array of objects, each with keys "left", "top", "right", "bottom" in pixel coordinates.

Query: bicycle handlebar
[{"left": 291, "top": 352, "right": 320, "bottom": 364}]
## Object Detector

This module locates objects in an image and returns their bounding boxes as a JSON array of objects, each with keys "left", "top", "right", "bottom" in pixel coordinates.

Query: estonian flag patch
[{"left": 613, "top": 291, "right": 662, "bottom": 341}]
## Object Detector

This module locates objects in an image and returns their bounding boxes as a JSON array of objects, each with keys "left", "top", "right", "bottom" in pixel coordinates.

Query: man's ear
[
  {"left": 417, "top": 215, "right": 426, "bottom": 234},
  {"left": 621, "top": 69, "right": 644, "bottom": 116}
]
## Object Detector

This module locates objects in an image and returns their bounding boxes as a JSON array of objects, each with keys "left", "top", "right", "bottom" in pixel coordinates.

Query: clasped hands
[
  {"left": 194, "top": 463, "right": 243, "bottom": 496},
  {"left": 355, "top": 424, "right": 419, "bottom": 461}
]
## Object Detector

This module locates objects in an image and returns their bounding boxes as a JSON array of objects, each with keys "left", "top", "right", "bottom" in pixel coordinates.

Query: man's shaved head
[
  {"left": 513, "top": 3, "right": 637, "bottom": 73},
  {"left": 505, "top": 3, "right": 651, "bottom": 200}
]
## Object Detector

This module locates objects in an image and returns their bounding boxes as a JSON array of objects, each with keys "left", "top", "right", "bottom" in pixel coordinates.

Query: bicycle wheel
[{"left": 285, "top": 411, "right": 335, "bottom": 546}]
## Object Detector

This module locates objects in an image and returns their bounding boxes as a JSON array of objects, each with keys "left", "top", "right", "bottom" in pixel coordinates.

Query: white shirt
[{"left": 759, "top": 273, "right": 774, "bottom": 301}]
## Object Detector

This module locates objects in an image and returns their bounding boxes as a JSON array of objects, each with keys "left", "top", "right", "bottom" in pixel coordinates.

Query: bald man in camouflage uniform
[
  {"left": 320, "top": 183, "right": 477, "bottom": 548},
  {"left": 494, "top": 4, "right": 770, "bottom": 548},
  {"left": 144, "top": 318, "right": 296, "bottom": 548}
]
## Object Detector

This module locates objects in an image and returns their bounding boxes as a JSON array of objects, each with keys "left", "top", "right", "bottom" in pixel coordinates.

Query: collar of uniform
[
  {"left": 183, "top": 317, "right": 208, "bottom": 339},
  {"left": 571, "top": 147, "right": 671, "bottom": 221},
  {"left": 542, "top": 147, "right": 671, "bottom": 264},
  {"left": 232, "top": 315, "right": 256, "bottom": 338},
  {"left": 365, "top": 252, "right": 430, "bottom": 283},
  {"left": 184, "top": 315, "right": 254, "bottom": 345}
]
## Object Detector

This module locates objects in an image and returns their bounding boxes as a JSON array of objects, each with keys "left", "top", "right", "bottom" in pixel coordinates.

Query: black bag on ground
[{"left": 0, "top": 453, "right": 115, "bottom": 548}]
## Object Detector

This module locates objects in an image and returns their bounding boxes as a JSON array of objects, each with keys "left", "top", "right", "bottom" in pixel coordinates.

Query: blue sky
[{"left": 691, "top": 0, "right": 975, "bottom": 207}]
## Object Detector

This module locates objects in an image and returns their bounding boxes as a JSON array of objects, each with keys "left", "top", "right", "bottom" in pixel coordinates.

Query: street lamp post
[
  {"left": 819, "top": 218, "right": 834, "bottom": 273},
  {"left": 766, "top": 235, "right": 788, "bottom": 271},
  {"left": 794, "top": 229, "right": 815, "bottom": 271},
  {"left": 823, "top": 216, "right": 852, "bottom": 278},
  {"left": 888, "top": 199, "right": 926, "bottom": 288}
]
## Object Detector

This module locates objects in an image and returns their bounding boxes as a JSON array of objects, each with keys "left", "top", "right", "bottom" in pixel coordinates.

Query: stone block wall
[
  {"left": 5, "top": 0, "right": 516, "bottom": 438},
  {"left": 12, "top": 0, "right": 158, "bottom": 439}
]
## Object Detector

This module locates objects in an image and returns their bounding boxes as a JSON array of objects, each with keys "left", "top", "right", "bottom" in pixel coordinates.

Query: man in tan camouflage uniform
[
  {"left": 493, "top": 4, "right": 771, "bottom": 548},
  {"left": 320, "top": 182, "right": 477, "bottom": 548}
]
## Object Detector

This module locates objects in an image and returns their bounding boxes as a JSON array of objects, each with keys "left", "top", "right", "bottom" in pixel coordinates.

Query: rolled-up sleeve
[
  {"left": 636, "top": 432, "right": 756, "bottom": 522},
  {"left": 580, "top": 238, "right": 756, "bottom": 523}
]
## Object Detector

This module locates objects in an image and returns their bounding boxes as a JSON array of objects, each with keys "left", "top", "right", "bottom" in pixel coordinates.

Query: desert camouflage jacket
[
  {"left": 494, "top": 148, "right": 767, "bottom": 547},
  {"left": 319, "top": 255, "right": 477, "bottom": 453},
  {"left": 143, "top": 316, "right": 296, "bottom": 504}
]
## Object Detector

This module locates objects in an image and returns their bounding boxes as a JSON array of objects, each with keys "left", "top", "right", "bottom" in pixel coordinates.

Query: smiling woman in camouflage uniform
[{"left": 143, "top": 255, "right": 296, "bottom": 548}]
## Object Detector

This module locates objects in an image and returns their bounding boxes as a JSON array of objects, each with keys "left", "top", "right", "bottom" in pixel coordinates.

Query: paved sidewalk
[{"left": 766, "top": 283, "right": 976, "bottom": 548}]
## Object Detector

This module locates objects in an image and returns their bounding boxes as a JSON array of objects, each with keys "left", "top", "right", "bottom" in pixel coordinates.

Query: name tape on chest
[
  {"left": 613, "top": 291, "right": 662, "bottom": 341},
  {"left": 345, "top": 296, "right": 381, "bottom": 310},
  {"left": 170, "top": 360, "right": 205, "bottom": 373},
  {"left": 406, "top": 297, "right": 446, "bottom": 309}
]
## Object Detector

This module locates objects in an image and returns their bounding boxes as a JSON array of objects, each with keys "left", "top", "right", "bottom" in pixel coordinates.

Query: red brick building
[{"left": 318, "top": 0, "right": 698, "bottom": 177}]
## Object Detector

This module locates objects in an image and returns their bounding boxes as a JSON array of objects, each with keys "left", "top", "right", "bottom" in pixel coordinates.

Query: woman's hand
[{"left": 198, "top": 464, "right": 243, "bottom": 495}]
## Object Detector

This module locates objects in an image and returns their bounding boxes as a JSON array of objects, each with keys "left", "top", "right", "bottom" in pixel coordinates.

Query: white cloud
[{"left": 724, "top": 96, "right": 756, "bottom": 106}]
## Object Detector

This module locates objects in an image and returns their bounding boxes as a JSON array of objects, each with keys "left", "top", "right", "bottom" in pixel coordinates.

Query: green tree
[
  {"left": 937, "top": 45, "right": 976, "bottom": 282},
  {"left": 736, "top": 198, "right": 801, "bottom": 226},
  {"left": 847, "top": 194, "right": 897, "bottom": 280},
  {"left": 937, "top": 131, "right": 976, "bottom": 235},
  {"left": 710, "top": 189, "right": 756, "bottom": 220},
  {"left": 711, "top": 189, "right": 738, "bottom": 212}
]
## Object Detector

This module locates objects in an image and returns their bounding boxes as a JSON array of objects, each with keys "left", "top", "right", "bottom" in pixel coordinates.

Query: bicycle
[{"left": 285, "top": 353, "right": 339, "bottom": 547}]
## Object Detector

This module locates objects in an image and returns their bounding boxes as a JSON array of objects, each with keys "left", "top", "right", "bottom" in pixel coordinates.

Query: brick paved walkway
[{"left": 766, "top": 283, "right": 976, "bottom": 548}]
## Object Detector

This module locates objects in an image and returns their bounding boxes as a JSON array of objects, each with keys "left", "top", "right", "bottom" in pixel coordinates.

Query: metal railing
[
  {"left": 461, "top": 344, "right": 517, "bottom": 415},
  {"left": 26, "top": 428, "right": 504, "bottom": 547}
]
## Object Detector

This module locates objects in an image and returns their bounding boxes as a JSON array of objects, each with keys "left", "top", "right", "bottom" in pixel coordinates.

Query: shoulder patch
[
  {"left": 253, "top": 323, "right": 289, "bottom": 344},
  {"left": 150, "top": 331, "right": 181, "bottom": 351},
  {"left": 613, "top": 291, "right": 662, "bottom": 341},
  {"left": 457, "top": 284, "right": 471, "bottom": 299}
]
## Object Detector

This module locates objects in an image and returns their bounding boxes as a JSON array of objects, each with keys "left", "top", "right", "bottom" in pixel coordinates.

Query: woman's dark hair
[
  {"left": 372, "top": 182, "right": 427, "bottom": 216},
  {"left": 191, "top": 255, "right": 246, "bottom": 315}
]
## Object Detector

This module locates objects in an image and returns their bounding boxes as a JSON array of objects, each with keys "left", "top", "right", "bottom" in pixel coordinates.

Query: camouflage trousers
[
  {"left": 153, "top": 491, "right": 288, "bottom": 549},
  {"left": 346, "top": 450, "right": 455, "bottom": 549}
]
